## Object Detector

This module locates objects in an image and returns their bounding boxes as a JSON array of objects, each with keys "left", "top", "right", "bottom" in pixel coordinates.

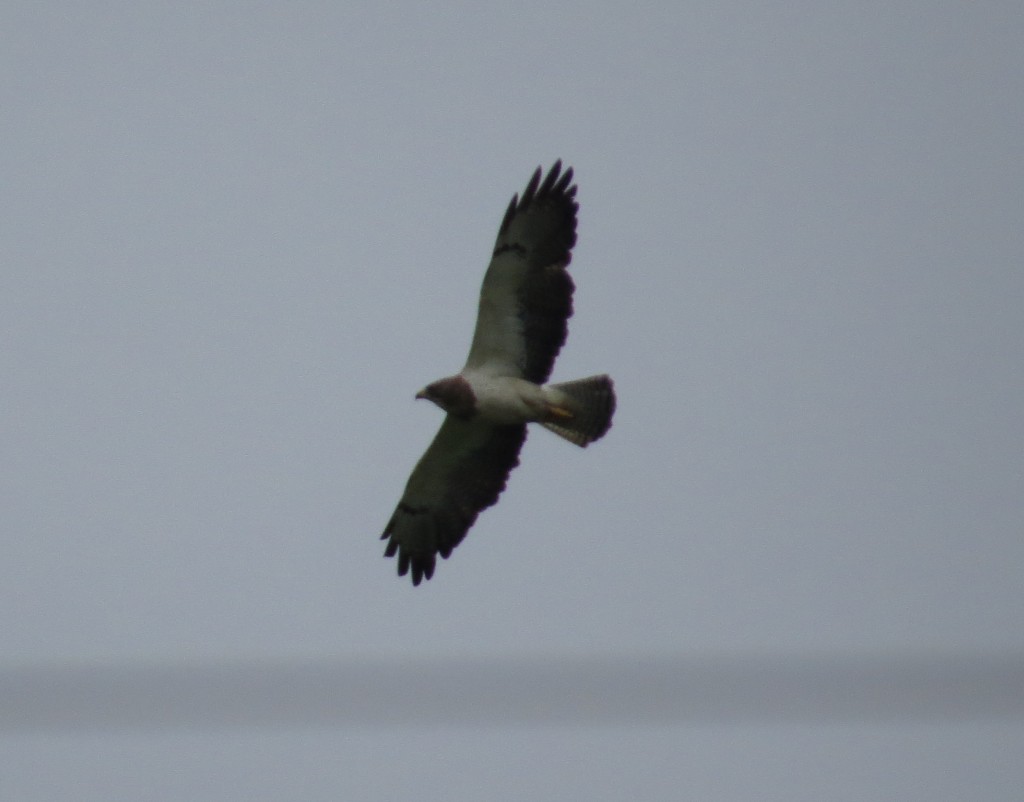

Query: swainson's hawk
[{"left": 381, "top": 161, "right": 616, "bottom": 585}]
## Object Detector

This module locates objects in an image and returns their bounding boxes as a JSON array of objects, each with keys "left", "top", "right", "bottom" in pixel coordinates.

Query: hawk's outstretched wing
[
  {"left": 463, "top": 161, "right": 578, "bottom": 383},
  {"left": 381, "top": 418, "right": 527, "bottom": 585}
]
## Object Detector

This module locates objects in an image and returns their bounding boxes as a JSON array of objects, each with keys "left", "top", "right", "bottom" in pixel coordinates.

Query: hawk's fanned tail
[{"left": 540, "top": 375, "right": 616, "bottom": 447}]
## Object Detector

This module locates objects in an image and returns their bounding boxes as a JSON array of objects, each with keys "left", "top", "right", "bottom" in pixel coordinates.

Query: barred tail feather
[{"left": 541, "top": 375, "right": 616, "bottom": 447}]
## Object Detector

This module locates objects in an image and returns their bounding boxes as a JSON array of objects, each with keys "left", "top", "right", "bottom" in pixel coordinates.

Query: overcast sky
[{"left": 3, "top": 2, "right": 1023, "bottom": 799}]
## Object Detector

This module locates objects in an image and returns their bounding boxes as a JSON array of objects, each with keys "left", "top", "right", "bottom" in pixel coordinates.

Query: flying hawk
[{"left": 381, "top": 161, "right": 616, "bottom": 585}]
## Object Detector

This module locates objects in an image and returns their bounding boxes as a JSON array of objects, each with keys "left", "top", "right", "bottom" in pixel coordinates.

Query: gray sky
[{"left": 3, "top": 2, "right": 1023, "bottom": 799}]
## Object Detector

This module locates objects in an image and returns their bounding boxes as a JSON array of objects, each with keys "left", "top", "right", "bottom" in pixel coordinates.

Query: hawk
[{"left": 381, "top": 161, "right": 616, "bottom": 585}]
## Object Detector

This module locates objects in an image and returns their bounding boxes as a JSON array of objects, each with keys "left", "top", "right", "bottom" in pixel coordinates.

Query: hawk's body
[{"left": 381, "top": 162, "right": 615, "bottom": 585}]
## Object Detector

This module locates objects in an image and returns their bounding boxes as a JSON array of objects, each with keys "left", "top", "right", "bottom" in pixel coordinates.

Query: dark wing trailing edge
[
  {"left": 381, "top": 418, "right": 528, "bottom": 586},
  {"left": 464, "top": 161, "right": 578, "bottom": 384}
]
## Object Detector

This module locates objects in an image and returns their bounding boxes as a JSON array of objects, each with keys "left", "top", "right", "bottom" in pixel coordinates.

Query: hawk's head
[{"left": 416, "top": 375, "right": 477, "bottom": 419}]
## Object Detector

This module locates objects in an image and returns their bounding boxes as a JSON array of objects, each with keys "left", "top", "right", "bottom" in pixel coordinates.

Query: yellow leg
[{"left": 546, "top": 404, "right": 575, "bottom": 420}]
